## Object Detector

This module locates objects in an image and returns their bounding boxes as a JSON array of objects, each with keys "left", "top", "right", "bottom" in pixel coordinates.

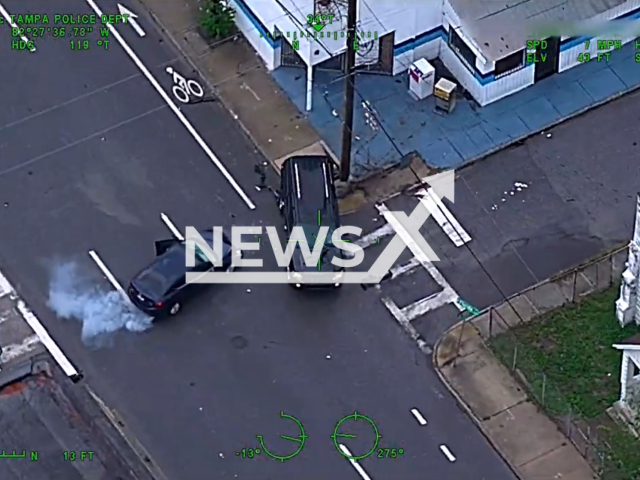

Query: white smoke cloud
[{"left": 46, "top": 260, "right": 152, "bottom": 347}]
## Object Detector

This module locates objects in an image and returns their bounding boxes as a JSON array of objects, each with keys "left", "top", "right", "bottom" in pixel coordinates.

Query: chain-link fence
[{"left": 454, "top": 245, "right": 634, "bottom": 479}]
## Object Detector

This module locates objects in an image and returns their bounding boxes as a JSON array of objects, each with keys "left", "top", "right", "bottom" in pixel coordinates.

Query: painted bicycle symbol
[{"left": 165, "top": 66, "right": 204, "bottom": 103}]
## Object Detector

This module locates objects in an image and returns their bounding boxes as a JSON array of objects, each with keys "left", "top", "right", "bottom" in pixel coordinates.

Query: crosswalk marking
[
  {"left": 355, "top": 223, "right": 395, "bottom": 249},
  {"left": 388, "top": 257, "right": 421, "bottom": 280},
  {"left": 416, "top": 188, "right": 471, "bottom": 247},
  {"left": 362, "top": 201, "right": 466, "bottom": 348},
  {"left": 402, "top": 288, "right": 460, "bottom": 319}
]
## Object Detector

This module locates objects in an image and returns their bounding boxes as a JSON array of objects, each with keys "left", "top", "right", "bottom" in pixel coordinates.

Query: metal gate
[
  {"left": 356, "top": 32, "right": 394, "bottom": 75},
  {"left": 280, "top": 35, "right": 306, "bottom": 68}
]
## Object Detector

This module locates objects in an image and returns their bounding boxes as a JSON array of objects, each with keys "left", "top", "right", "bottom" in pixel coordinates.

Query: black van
[{"left": 278, "top": 155, "right": 344, "bottom": 288}]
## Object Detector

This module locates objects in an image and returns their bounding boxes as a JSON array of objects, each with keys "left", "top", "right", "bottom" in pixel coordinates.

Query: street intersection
[
  {"left": 2, "top": 0, "right": 639, "bottom": 478},
  {"left": 0, "top": 1, "right": 519, "bottom": 479}
]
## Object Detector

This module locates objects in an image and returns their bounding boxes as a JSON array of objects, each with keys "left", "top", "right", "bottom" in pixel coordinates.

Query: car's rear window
[
  {"left": 136, "top": 247, "right": 186, "bottom": 297},
  {"left": 136, "top": 269, "right": 172, "bottom": 298}
]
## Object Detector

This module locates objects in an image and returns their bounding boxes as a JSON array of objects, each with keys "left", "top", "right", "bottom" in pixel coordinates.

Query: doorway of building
[
  {"left": 534, "top": 36, "right": 560, "bottom": 82},
  {"left": 280, "top": 36, "right": 307, "bottom": 68}
]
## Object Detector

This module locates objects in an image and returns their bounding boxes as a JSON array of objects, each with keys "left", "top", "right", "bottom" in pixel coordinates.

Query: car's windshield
[
  {"left": 182, "top": 243, "right": 213, "bottom": 264},
  {"left": 295, "top": 224, "right": 336, "bottom": 247},
  {"left": 292, "top": 225, "right": 346, "bottom": 262}
]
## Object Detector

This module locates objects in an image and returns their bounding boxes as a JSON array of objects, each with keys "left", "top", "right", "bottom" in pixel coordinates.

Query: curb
[
  {"left": 86, "top": 386, "right": 169, "bottom": 480},
  {"left": 432, "top": 319, "right": 523, "bottom": 480}
]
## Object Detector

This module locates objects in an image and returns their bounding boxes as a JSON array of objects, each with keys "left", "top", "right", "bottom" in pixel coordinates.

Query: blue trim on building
[
  {"left": 234, "top": 0, "right": 640, "bottom": 84},
  {"left": 394, "top": 26, "right": 446, "bottom": 56},
  {"left": 233, "top": 0, "right": 278, "bottom": 48}
]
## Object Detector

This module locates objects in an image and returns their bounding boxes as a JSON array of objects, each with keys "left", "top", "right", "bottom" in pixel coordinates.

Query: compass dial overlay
[
  {"left": 331, "top": 411, "right": 381, "bottom": 460},
  {"left": 256, "top": 412, "right": 308, "bottom": 462}
]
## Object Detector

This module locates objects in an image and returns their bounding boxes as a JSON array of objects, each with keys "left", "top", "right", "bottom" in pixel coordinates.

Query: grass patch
[{"left": 489, "top": 286, "right": 640, "bottom": 479}]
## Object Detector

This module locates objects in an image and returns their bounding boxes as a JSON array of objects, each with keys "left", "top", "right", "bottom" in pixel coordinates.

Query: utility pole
[{"left": 339, "top": 0, "right": 358, "bottom": 182}]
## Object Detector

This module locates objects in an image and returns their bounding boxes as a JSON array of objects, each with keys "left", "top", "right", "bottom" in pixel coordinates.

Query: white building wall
[
  {"left": 231, "top": 0, "right": 278, "bottom": 70},
  {"left": 439, "top": 0, "right": 485, "bottom": 103},
  {"left": 383, "top": 0, "right": 443, "bottom": 75},
  {"left": 234, "top": 0, "right": 640, "bottom": 102},
  {"left": 483, "top": 67, "right": 534, "bottom": 105},
  {"left": 439, "top": 46, "right": 483, "bottom": 103}
]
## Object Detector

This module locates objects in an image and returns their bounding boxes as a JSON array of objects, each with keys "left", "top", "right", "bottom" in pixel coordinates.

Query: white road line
[
  {"left": 160, "top": 212, "right": 184, "bottom": 241},
  {"left": 416, "top": 188, "right": 471, "bottom": 247},
  {"left": 376, "top": 204, "right": 453, "bottom": 292},
  {"left": 84, "top": 0, "right": 255, "bottom": 211},
  {"left": 439, "top": 444, "right": 456, "bottom": 462},
  {"left": 388, "top": 257, "right": 421, "bottom": 280},
  {"left": 411, "top": 408, "right": 427, "bottom": 425},
  {"left": 88, "top": 250, "right": 128, "bottom": 301},
  {"left": 0, "top": 269, "right": 13, "bottom": 296},
  {"left": 355, "top": 223, "right": 395, "bottom": 249},
  {"left": 338, "top": 444, "right": 373, "bottom": 480},
  {"left": 0, "top": 267, "right": 80, "bottom": 378},
  {"left": 0, "top": 3, "right": 36, "bottom": 52},
  {"left": 0, "top": 334, "right": 41, "bottom": 363},
  {"left": 402, "top": 288, "right": 461, "bottom": 319},
  {"left": 16, "top": 301, "right": 80, "bottom": 378},
  {"left": 381, "top": 297, "right": 433, "bottom": 355}
]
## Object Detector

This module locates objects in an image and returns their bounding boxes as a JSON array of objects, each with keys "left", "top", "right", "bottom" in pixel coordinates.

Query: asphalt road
[
  {"left": 348, "top": 87, "right": 640, "bottom": 348},
  {"left": 0, "top": 1, "right": 517, "bottom": 479}
]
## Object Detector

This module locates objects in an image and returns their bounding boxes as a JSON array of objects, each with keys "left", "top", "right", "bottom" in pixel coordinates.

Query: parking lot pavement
[{"left": 350, "top": 88, "right": 640, "bottom": 354}]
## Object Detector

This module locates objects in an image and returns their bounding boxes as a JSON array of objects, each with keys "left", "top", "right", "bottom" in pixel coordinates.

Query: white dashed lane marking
[
  {"left": 439, "top": 444, "right": 456, "bottom": 462},
  {"left": 160, "top": 212, "right": 184, "bottom": 240},
  {"left": 88, "top": 250, "right": 128, "bottom": 302},
  {"left": 411, "top": 408, "right": 427, "bottom": 425}
]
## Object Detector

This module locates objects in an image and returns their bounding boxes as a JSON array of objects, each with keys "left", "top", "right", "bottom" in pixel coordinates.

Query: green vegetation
[
  {"left": 489, "top": 286, "right": 640, "bottom": 479},
  {"left": 198, "top": 0, "right": 235, "bottom": 39}
]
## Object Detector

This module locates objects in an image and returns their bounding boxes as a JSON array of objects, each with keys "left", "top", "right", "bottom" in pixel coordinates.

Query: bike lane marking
[
  {"left": 165, "top": 66, "right": 204, "bottom": 103},
  {"left": 85, "top": 0, "right": 256, "bottom": 210}
]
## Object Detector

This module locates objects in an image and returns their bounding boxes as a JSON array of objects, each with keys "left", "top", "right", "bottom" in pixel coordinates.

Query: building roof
[
  {"left": 0, "top": 359, "right": 156, "bottom": 480},
  {"left": 448, "top": 0, "right": 634, "bottom": 61}
]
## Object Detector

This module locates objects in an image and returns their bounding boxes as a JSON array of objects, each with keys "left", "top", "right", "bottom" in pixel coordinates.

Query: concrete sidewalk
[
  {"left": 435, "top": 323, "right": 598, "bottom": 480},
  {"left": 432, "top": 246, "right": 628, "bottom": 480}
]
